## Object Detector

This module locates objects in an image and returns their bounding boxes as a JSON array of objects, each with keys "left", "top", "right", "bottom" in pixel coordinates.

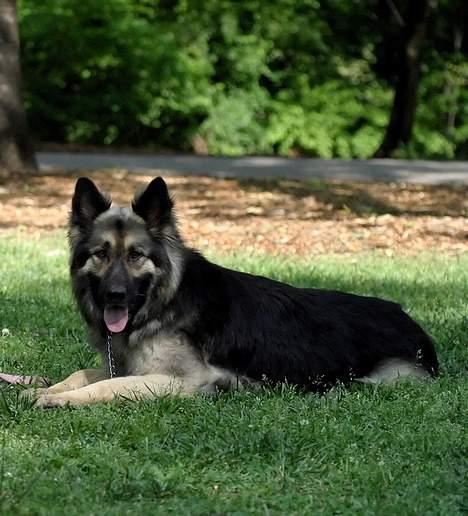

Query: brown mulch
[{"left": 0, "top": 170, "right": 467, "bottom": 256}]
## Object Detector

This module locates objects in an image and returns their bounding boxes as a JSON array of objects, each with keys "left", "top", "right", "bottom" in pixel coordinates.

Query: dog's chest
[{"left": 121, "top": 332, "right": 203, "bottom": 377}]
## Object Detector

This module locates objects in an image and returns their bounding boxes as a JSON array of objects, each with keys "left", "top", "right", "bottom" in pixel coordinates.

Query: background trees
[
  {"left": 374, "top": 0, "right": 434, "bottom": 157},
  {"left": 15, "top": 0, "right": 468, "bottom": 158},
  {"left": 0, "top": 0, "right": 36, "bottom": 178}
]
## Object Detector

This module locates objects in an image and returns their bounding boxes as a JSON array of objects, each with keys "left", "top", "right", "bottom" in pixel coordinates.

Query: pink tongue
[{"left": 104, "top": 307, "right": 129, "bottom": 333}]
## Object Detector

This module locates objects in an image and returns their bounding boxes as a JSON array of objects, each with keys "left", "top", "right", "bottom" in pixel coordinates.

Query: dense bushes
[{"left": 18, "top": 0, "right": 468, "bottom": 158}]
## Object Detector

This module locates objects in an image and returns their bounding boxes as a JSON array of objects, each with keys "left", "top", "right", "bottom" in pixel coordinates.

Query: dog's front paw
[
  {"left": 20, "top": 387, "right": 48, "bottom": 401},
  {"left": 35, "top": 394, "right": 70, "bottom": 409}
]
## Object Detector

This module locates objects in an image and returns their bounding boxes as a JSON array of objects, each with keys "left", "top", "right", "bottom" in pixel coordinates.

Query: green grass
[{"left": 0, "top": 233, "right": 467, "bottom": 515}]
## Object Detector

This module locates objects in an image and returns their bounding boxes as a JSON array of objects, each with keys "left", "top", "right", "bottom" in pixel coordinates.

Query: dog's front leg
[
  {"left": 45, "top": 368, "right": 109, "bottom": 393},
  {"left": 35, "top": 374, "right": 195, "bottom": 408},
  {"left": 22, "top": 368, "right": 108, "bottom": 400}
]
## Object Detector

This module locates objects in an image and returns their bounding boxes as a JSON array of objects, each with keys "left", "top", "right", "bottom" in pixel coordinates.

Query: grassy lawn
[{"left": 0, "top": 233, "right": 466, "bottom": 515}]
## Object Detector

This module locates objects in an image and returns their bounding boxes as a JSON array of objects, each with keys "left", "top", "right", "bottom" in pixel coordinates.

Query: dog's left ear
[{"left": 132, "top": 177, "right": 174, "bottom": 227}]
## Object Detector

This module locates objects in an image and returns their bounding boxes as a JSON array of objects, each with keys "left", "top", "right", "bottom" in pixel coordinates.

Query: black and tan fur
[{"left": 29, "top": 177, "right": 438, "bottom": 408}]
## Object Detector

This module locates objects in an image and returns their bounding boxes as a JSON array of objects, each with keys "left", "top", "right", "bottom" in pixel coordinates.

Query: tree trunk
[
  {"left": 0, "top": 0, "right": 36, "bottom": 179},
  {"left": 445, "top": 1, "right": 465, "bottom": 136},
  {"left": 374, "top": 0, "right": 434, "bottom": 158}
]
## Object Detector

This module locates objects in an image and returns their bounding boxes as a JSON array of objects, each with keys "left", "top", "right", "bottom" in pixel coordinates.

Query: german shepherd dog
[{"left": 31, "top": 177, "right": 438, "bottom": 407}]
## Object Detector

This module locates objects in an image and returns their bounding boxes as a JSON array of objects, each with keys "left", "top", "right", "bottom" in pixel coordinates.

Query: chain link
[{"left": 106, "top": 332, "right": 116, "bottom": 379}]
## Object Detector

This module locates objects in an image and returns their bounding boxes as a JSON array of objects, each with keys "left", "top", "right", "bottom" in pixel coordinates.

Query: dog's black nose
[{"left": 105, "top": 287, "right": 127, "bottom": 305}]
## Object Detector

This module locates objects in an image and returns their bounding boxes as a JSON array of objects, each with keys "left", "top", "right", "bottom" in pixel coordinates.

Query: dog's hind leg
[
  {"left": 356, "top": 358, "right": 430, "bottom": 385},
  {"left": 34, "top": 373, "right": 196, "bottom": 408}
]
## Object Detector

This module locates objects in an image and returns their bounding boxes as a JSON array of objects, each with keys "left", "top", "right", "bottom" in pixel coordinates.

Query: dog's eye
[
  {"left": 94, "top": 250, "right": 107, "bottom": 260},
  {"left": 128, "top": 250, "right": 143, "bottom": 262}
]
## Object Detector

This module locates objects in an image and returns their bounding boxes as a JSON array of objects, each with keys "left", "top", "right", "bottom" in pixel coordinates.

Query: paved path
[{"left": 37, "top": 152, "right": 468, "bottom": 185}]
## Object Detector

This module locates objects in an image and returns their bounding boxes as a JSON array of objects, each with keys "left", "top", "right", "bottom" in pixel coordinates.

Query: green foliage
[
  {"left": 0, "top": 233, "right": 467, "bottom": 513},
  {"left": 265, "top": 79, "right": 390, "bottom": 158},
  {"left": 199, "top": 87, "right": 271, "bottom": 156},
  {"left": 17, "top": 0, "right": 468, "bottom": 158},
  {"left": 409, "top": 54, "right": 468, "bottom": 159},
  {"left": 19, "top": 0, "right": 214, "bottom": 147}
]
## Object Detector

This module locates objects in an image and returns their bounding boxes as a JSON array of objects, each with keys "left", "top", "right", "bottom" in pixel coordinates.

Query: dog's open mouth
[{"left": 104, "top": 306, "right": 129, "bottom": 333}]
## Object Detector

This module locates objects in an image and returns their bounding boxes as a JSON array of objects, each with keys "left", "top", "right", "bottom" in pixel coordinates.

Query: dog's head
[{"left": 69, "top": 177, "right": 183, "bottom": 334}]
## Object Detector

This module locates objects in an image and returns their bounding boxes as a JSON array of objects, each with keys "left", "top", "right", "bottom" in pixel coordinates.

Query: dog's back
[{"left": 169, "top": 252, "right": 438, "bottom": 392}]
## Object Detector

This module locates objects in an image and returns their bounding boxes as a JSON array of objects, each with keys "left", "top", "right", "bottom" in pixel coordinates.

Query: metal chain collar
[{"left": 106, "top": 332, "right": 116, "bottom": 379}]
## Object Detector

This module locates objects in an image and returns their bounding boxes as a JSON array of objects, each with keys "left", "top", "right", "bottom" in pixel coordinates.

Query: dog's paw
[
  {"left": 35, "top": 394, "right": 70, "bottom": 409},
  {"left": 20, "top": 387, "right": 48, "bottom": 400}
]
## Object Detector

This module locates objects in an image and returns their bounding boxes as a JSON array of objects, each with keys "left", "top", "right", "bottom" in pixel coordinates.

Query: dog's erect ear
[
  {"left": 132, "top": 177, "right": 173, "bottom": 227},
  {"left": 71, "top": 178, "right": 111, "bottom": 228}
]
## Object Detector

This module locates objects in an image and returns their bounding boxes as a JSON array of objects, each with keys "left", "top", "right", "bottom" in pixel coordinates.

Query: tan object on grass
[{"left": 0, "top": 373, "right": 49, "bottom": 386}]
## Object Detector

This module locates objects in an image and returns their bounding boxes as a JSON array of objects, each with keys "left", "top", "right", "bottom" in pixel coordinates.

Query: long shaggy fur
[{"left": 29, "top": 177, "right": 438, "bottom": 407}]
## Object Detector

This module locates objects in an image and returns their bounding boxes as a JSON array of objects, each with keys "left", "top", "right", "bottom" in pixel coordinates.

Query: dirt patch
[{"left": 0, "top": 170, "right": 467, "bottom": 256}]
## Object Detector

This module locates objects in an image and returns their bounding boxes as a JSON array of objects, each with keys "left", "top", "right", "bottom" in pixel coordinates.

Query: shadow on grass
[{"left": 0, "top": 277, "right": 75, "bottom": 333}]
